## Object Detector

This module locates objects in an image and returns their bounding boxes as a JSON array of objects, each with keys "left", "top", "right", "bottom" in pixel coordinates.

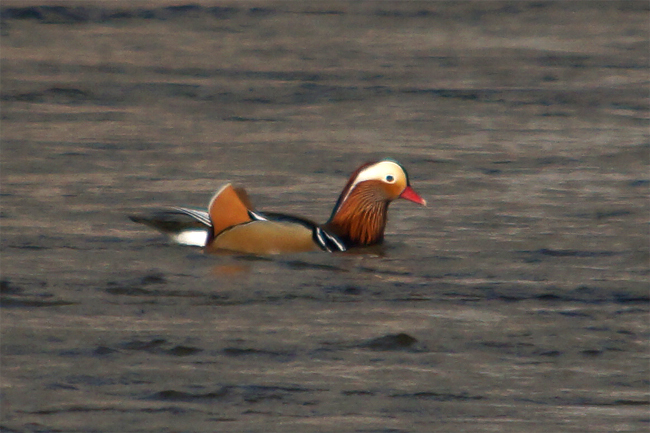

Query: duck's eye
[{"left": 385, "top": 175, "right": 395, "bottom": 183}]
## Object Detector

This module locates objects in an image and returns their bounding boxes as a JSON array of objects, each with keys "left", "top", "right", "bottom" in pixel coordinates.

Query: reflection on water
[{"left": 211, "top": 262, "right": 252, "bottom": 277}]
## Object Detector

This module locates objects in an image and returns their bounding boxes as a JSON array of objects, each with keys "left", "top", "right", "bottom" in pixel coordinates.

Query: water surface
[{"left": 1, "top": 2, "right": 648, "bottom": 432}]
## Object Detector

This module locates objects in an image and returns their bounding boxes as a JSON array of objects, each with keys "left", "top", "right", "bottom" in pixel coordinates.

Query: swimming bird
[{"left": 130, "top": 159, "right": 426, "bottom": 255}]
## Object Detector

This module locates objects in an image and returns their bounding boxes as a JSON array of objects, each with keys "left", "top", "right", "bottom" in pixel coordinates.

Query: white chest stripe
[{"left": 315, "top": 227, "right": 346, "bottom": 252}]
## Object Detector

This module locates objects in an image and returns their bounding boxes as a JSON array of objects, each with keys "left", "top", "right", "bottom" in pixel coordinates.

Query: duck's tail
[{"left": 129, "top": 207, "right": 212, "bottom": 247}]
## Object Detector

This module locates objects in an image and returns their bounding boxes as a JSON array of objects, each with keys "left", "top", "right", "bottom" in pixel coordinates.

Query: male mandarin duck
[{"left": 130, "top": 159, "right": 426, "bottom": 255}]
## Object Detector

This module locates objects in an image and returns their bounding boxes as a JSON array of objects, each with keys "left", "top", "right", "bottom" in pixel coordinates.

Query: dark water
[{"left": 1, "top": 2, "right": 649, "bottom": 432}]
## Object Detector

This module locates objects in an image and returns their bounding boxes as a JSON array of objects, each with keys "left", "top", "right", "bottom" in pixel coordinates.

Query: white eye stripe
[
  {"left": 338, "top": 161, "right": 405, "bottom": 206},
  {"left": 353, "top": 161, "right": 403, "bottom": 186}
]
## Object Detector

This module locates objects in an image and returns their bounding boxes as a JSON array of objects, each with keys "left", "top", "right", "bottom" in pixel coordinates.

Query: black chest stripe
[{"left": 314, "top": 227, "right": 347, "bottom": 252}]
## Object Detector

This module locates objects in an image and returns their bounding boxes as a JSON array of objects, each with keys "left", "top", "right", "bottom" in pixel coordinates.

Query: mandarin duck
[{"left": 130, "top": 159, "right": 426, "bottom": 255}]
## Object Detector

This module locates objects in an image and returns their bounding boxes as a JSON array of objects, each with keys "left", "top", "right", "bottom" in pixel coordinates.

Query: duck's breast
[{"left": 208, "top": 220, "right": 320, "bottom": 255}]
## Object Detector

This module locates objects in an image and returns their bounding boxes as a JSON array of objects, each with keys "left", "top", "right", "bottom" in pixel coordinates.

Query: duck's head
[
  {"left": 326, "top": 159, "right": 426, "bottom": 246},
  {"left": 333, "top": 159, "right": 426, "bottom": 212}
]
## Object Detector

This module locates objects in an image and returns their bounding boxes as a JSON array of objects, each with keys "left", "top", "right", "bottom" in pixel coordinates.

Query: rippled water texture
[{"left": 1, "top": 1, "right": 648, "bottom": 432}]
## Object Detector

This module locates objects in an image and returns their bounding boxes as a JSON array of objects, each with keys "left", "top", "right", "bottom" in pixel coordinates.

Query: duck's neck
[{"left": 325, "top": 185, "right": 389, "bottom": 247}]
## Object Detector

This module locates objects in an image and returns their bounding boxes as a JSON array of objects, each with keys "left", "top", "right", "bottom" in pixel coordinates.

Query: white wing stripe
[
  {"left": 248, "top": 210, "right": 269, "bottom": 221},
  {"left": 172, "top": 207, "right": 212, "bottom": 227}
]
